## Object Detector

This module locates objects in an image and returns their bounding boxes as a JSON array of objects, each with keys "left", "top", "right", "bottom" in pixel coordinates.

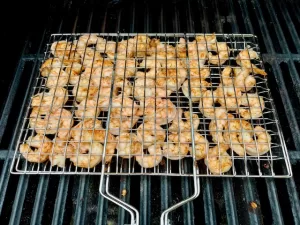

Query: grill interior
[{"left": 1, "top": 0, "right": 300, "bottom": 224}]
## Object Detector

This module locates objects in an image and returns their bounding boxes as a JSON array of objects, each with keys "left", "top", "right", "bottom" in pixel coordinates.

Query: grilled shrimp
[
  {"left": 51, "top": 41, "right": 78, "bottom": 59},
  {"left": 64, "top": 62, "right": 84, "bottom": 84},
  {"left": 169, "top": 109, "right": 200, "bottom": 133},
  {"left": 233, "top": 67, "right": 256, "bottom": 92},
  {"left": 111, "top": 95, "right": 138, "bottom": 117},
  {"left": 238, "top": 93, "right": 265, "bottom": 119},
  {"left": 182, "top": 78, "right": 210, "bottom": 102},
  {"left": 29, "top": 107, "right": 73, "bottom": 138},
  {"left": 135, "top": 144, "right": 163, "bottom": 168},
  {"left": 96, "top": 38, "right": 116, "bottom": 53},
  {"left": 214, "top": 85, "right": 242, "bottom": 111},
  {"left": 75, "top": 98, "right": 101, "bottom": 119},
  {"left": 133, "top": 34, "right": 151, "bottom": 57},
  {"left": 220, "top": 66, "right": 234, "bottom": 86},
  {"left": 69, "top": 142, "right": 104, "bottom": 168},
  {"left": 191, "top": 132, "right": 210, "bottom": 160},
  {"left": 209, "top": 110, "right": 234, "bottom": 143},
  {"left": 20, "top": 135, "right": 52, "bottom": 163},
  {"left": 143, "top": 98, "right": 177, "bottom": 125},
  {"left": 162, "top": 142, "right": 189, "bottom": 160},
  {"left": 115, "top": 59, "right": 137, "bottom": 78},
  {"left": 80, "top": 47, "right": 102, "bottom": 67},
  {"left": 138, "top": 60, "right": 162, "bottom": 79},
  {"left": 236, "top": 49, "right": 267, "bottom": 76},
  {"left": 204, "top": 144, "right": 232, "bottom": 174},
  {"left": 45, "top": 68, "right": 69, "bottom": 88},
  {"left": 40, "top": 58, "right": 62, "bottom": 77},
  {"left": 70, "top": 119, "right": 116, "bottom": 163},
  {"left": 116, "top": 133, "right": 141, "bottom": 158},
  {"left": 52, "top": 137, "right": 75, "bottom": 157},
  {"left": 108, "top": 112, "right": 139, "bottom": 136},
  {"left": 198, "top": 90, "right": 218, "bottom": 118},
  {"left": 188, "top": 52, "right": 208, "bottom": 74},
  {"left": 136, "top": 122, "right": 166, "bottom": 148},
  {"left": 156, "top": 68, "right": 187, "bottom": 92},
  {"left": 195, "top": 34, "right": 217, "bottom": 50},
  {"left": 72, "top": 72, "right": 99, "bottom": 102},
  {"left": 134, "top": 77, "right": 166, "bottom": 100},
  {"left": 149, "top": 42, "right": 176, "bottom": 59},
  {"left": 31, "top": 88, "right": 68, "bottom": 114},
  {"left": 208, "top": 42, "right": 230, "bottom": 65},
  {"left": 223, "top": 119, "right": 253, "bottom": 156},
  {"left": 238, "top": 126, "right": 271, "bottom": 156}
]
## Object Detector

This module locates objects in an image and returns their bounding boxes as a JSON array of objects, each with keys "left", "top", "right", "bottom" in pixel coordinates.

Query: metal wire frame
[{"left": 9, "top": 33, "right": 292, "bottom": 178}]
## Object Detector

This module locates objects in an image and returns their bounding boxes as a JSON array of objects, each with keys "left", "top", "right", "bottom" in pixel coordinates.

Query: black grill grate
[{"left": 1, "top": 0, "right": 300, "bottom": 224}]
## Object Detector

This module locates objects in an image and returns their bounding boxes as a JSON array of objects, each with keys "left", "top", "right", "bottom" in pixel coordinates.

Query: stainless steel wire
[{"left": 10, "top": 33, "right": 292, "bottom": 177}]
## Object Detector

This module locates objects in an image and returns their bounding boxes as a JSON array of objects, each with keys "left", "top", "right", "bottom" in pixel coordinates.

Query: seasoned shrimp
[
  {"left": 116, "top": 133, "right": 141, "bottom": 158},
  {"left": 149, "top": 42, "right": 176, "bottom": 59},
  {"left": 214, "top": 85, "right": 242, "bottom": 111},
  {"left": 138, "top": 60, "right": 162, "bottom": 79},
  {"left": 238, "top": 93, "right": 265, "bottom": 119},
  {"left": 220, "top": 66, "right": 234, "bottom": 86},
  {"left": 133, "top": 35, "right": 151, "bottom": 57},
  {"left": 64, "top": 61, "right": 83, "bottom": 84},
  {"left": 238, "top": 126, "right": 271, "bottom": 156},
  {"left": 236, "top": 49, "right": 267, "bottom": 76},
  {"left": 135, "top": 144, "right": 163, "bottom": 168},
  {"left": 188, "top": 52, "right": 208, "bottom": 73},
  {"left": 81, "top": 47, "right": 102, "bottom": 67},
  {"left": 156, "top": 68, "right": 187, "bottom": 92},
  {"left": 45, "top": 68, "right": 69, "bottom": 88},
  {"left": 69, "top": 142, "right": 103, "bottom": 168},
  {"left": 20, "top": 135, "right": 52, "bottom": 163},
  {"left": 136, "top": 122, "right": 166, "bottom": 148},
  {"left": 111, "top": 95, "right": 138, "bottom": 117},
  {"left": 96, "top": 38, "right": 116, "bottom": 53},
  {"left": 223, "top": 119, "right": 253, "bottom": 156},
  {"left": 233, "top": 67, "right": 256, "bottom": 92},
  {"left": 143, "top": 98, "right": 177, "bottom": 125},
  {"left": 176, "top": 38, "right": 187, "bottom": 58},
  {"left": 52, "top": 137, "right": 75, "bottom": 157},
  {"left": 209, "top": 110, "right": 234, "bottom": 143},
  {"left": 72, "top": 72, "right": 99, "bottom": 102},
  {"left": 189, "top": 66, "right": 210, "bottom": 79},
  {"left": 108, "top": 113, "right": 139, "bottom": 136},
  {"left": 75, "top": 98, "right": 101, "bottom": 119},
  {"left": 29, "top": 107, "right": 73, "bottom": 138},
  {"left": 49, "top": 154, "right": 67, "bottom": 167},
  {"left": 195, "top": 34, "right": 217, "bottom": 50},
  {"left": 70, "top": 119, "right": 116, "bottom": 163},
  {"left": 162, "top": 140, "right": 189, "bottom": 160},
  {"left": 192, "top": 132, "right": 210, "bottom": 160},
  {"left": 78, "top": 34, "right": 99, "bottom": 45},
  {"left": 40, "top": 58, "right": 62, "bottom": 77},
  {"left": 115, "top": 59, "right": 137, "bottom": 78},
  {"left": 70, "top": 119, "right": 103, "bottom": 140},
  {"left": 204, "top": 144, "right": 232, "bottom": 174},
  {"left": 169, "top": 109, "right": 200, "bottom": 133},
  {"left": 182, "top": 78, "right": 210, "bottom": 102},
  {"left": 199, "top": 90, "right": 218, "bottom": 118},
  {"left": 31, "top": 88, "right": 68, "bottom": 114},
  {"left": 51, "top": 41, "right": 77, "bottom": 59},
  {"left": 208, "top": 42, "right": 230, "bottom": 65}
]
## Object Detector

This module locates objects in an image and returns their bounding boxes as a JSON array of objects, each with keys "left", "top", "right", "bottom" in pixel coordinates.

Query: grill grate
[
  {"left": 10, "top": 33, "right": 291, "bottom": 177},
  {"left": 1, "top": 0, "right": 300, "bottom": 224}
]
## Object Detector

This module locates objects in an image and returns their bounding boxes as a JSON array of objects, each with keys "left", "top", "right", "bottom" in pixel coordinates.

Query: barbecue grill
[{"left": 1, "top": 0, "right": 300, "bottom": 224}]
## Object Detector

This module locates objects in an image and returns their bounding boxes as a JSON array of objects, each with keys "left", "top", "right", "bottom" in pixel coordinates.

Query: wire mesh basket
[{"left": 10, "top": 33, "right": 292, "bottom": 177}]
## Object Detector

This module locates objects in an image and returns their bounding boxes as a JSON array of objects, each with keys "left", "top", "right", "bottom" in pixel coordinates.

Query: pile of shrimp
[{"left": 20, "top": 34, "right": 271, "bottom": 175}]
